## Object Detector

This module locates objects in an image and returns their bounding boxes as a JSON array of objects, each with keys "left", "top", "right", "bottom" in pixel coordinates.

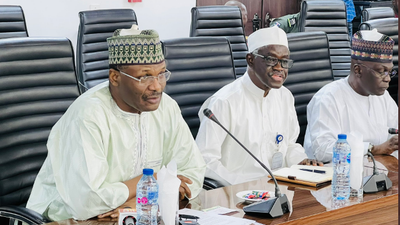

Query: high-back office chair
[
  {"left": 299, "top": 0, "right": 351, "bottom": 80},
  {"left": 76, "top": 9, "right": 138, "bottom": 92},
  {"left": 162, "top": 37, "right": 236, "bottom": 138},
  {"left": 0, "top": 37, "right": 80, "bottom": 224},
  {"left": 190, "top": 6, "right": 248, "bottom": 77},
  {"left": 286, "top": 31, "right": 334, "bottom": 145},
  {"left": 162, "top": 37, "right": 236, "bottom": 190},
  {"left": 0, "top": 5, "right": 28, "bottom": 39},
  {"left": 359, "top": 18, "right": 398, "bottom": 103},
  {"left": 362, "top": 7, "right": 395, "bottom": 22}
]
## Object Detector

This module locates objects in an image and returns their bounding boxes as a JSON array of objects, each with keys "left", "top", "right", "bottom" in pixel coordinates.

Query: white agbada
[
  {"left": 26, "top": 82, "right": 206, "bottom": 221},
  {"left": 304, "top": 76, "right": 398, "bottom": 162},
  {"left": 196, "top": 73, "right": 307, "bottom": 186}
]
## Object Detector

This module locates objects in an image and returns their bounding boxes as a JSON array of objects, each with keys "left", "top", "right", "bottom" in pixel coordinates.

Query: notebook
[{"left": 269, "top": 165, "right": 333, "bottom": 187}]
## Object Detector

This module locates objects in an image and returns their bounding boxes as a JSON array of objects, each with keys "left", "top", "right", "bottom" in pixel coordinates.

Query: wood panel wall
[{"left": 196, "top": 0, "right": 301, "bottom": 36}]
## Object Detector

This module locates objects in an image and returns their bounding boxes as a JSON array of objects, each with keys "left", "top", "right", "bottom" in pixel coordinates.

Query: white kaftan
[
  {"left": 196, "top": 72, "right": 307, "bottom": 186},
  {"left": 304, "top": 76, "right": 398, "bottom": 162},
  {"left": 26, "top": 82, "right": 206, "bottom": 221}
]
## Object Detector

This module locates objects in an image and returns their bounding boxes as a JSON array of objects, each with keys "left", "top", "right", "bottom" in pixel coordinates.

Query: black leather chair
[
  {"left": 286, "top": 31, "right": 334, "bottom": 145},
  {"left": 299, "top": 0, "right": 351, "bottom": 80},
  {"left": 162, "top": 37, "right": 236, "bottom": 138},
  {"left": 190, "top": 6, "right": 248, "bottom": 77},
  {"left": 76, "top": 9, "right": 138, "bottom": 92},
  {"left": 0, "top": 5, "right": 28, "bottom": 39},
  {"left": 162, "top": 37, "right": 236, "bottom": 190},
  {"left": 359, "top": 18, "right": 398, "bottom": 103},
  {"left": 362, "top": 7, "right": 395, "bottom": 22},
  {"left": 0, "top": 37, "right": 80, "bottom": 224}
]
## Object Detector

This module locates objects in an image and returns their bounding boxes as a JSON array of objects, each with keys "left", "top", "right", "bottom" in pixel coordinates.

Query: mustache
[
  {"left": 143, "top": 92, "right": 162, "bottom": 100},
  {"left": 268, "top": 72, "right": 285, "bottom": 77}
]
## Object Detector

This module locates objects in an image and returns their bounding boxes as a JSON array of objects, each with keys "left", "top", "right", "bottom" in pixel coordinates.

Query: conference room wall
[{"left": 5, "top": 0, "right": 196, "bottom": 52}]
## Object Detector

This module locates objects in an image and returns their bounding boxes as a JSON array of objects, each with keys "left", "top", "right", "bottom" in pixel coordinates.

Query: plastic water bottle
[
  {"left": 136, "top": 168, "right": 158, "bottom": 225},
  {"left": 332, "top": 134, "right": 351, "bottom": 201}
]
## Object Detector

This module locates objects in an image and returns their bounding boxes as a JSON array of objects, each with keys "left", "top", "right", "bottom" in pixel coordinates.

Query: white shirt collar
[{"left": 242, "top": 72, "right": 267, "bottom": 98}]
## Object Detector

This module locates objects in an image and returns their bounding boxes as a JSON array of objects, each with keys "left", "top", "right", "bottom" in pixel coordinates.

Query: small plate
[{"left": 236, "top": 190, "right": 274, "bottom": 202}]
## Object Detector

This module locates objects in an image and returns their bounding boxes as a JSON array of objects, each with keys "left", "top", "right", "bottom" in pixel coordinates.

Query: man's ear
[
  {"left": 353, "top": 64, "right": 362, "bottom": 78},
  {"left": 109, "top": 68, "right": 120, "bottom": 86},
  {"left": 246, "top": 53, "right": 254, "bottom": 67}
]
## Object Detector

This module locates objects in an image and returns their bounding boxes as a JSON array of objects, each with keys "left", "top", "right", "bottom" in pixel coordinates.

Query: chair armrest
[
  {"left": 203, "top": 177, "right": 225, "bottom": 190},
  {"left": 0, "top": 205, "right": 50, "bottom": 224}
]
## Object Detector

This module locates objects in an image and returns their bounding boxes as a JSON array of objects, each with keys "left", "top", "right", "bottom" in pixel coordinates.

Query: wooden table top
[{"left": 46, "top": 155, "right": 398, "bottom": 225}]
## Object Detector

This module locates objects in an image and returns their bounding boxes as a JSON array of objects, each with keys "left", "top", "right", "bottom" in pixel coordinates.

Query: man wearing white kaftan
[
  {"left": 27, "top": 82, "right": 205, "bottom": 221},
  {"left": 196, "top": 73, "right": 307, "bottom": 186},
  {"left": 27, "top": 28, "right": 206, "bottom": 221},
  {"left": 196, "top": 27, "right": 319, "bottom": 187},
  {"left": 304, "top": 29, "right": 398, "bottom": 162},
  {"left": 304, "top": 77, "right": 398, "bottom": 162}
]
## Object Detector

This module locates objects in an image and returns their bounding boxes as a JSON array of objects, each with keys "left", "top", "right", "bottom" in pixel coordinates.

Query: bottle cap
[
  {"left": 338, "top": 134, "right": 347, "bottom": 139},
  {"left": 143, "top": 168, "right": 154, "bottom": 175}
]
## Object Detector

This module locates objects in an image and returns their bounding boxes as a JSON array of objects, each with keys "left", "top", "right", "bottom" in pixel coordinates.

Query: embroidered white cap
[{"left": 248, "top": 26, "right": 288, "bottom": 53}]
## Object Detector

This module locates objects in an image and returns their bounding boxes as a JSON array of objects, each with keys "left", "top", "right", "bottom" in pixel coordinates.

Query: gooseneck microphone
[
  {"left": 388, "top": 128, "right": 398, "bottom": 135},
  {"left": 203, "top": 108, "right": 290, "bottom": 218},
  {"left": 363, "top": 152, "right": 392, "bottom": 193}
]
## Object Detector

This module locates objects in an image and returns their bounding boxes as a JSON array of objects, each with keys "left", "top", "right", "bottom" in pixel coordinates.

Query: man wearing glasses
[
  {"left": 304, "top": 29, "right": 398, "bottom": 163},
  {"left": 26, "top": 28, "right": 206, "bottom": 221},
  {"left": 196, "top": 26, "right": 321, "bottom": 187}
]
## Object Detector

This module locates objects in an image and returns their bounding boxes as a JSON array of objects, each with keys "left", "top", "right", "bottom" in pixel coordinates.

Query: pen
[{"left": 300, "top": 169, "right": 326, "bottom": 174}]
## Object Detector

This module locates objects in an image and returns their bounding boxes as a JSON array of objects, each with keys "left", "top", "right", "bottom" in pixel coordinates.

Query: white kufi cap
[{"left": 248, "top": 26, "right": 288, "bottom": 53}]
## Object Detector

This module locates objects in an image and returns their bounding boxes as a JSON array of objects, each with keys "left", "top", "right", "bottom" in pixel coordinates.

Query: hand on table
[
  {"left": 298, "top": 158, "right": 324, "bottom": 166},
  {"left": 97, "top": 197, "right": 136, "bottom": 219},
  {"left": 178, "top": 175, "right": 193, "bottom": 201},
  {"left": 372, "top": 135, "right": 398, "bottom": 156}
]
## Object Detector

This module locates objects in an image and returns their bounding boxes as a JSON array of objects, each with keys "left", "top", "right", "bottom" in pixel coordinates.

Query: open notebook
[{"left": 270, "top": 165, "right": 333, "bottom": 187}]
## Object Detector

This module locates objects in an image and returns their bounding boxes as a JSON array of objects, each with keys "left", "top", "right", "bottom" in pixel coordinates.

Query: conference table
[{"left": 46, "top": 155, "right": 398, "bottom": 225}]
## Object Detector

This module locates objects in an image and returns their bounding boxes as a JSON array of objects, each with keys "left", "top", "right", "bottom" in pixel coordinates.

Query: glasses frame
[
  {"left": 356, "top": 63, "right": 397, "bottom": 79},
  {"left": 118, "top": 69, "right": 172, "bottom": 86},
  {"left": 252, "top": 53, "right": 294, "bottom": 69}
]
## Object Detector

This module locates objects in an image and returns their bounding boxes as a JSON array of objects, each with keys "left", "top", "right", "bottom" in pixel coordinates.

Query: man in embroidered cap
[
  {"left": 196, "top": 26, "right": 321, "bottom": 186},
  {"left": 304, "top": 29, "right": 398, "bottom": 162},
  {"left": 26, "top": 27, "right": 206, "bottom": 221}
]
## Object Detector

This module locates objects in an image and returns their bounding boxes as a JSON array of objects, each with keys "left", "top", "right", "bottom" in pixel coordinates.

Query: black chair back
[
  {"left": 190, "top": 6, "right": 247, "bottom": 77},
  {"left": 76, "top": 9, "right": 138, "bottom": 92},
  {"left": 162, "top": 37, "right": 236, "bottom": 138},
  {"left": 286, "top": 31, "right": 334, "bottom": 145},
  {"left": 360, "top": 18, "right": 398, "bottom": 103},
  {"left": 299, "top": 0, "right": 351, "bottom": 80},
  {"left": 0, "top": 37, "right": 80, "bottom": 207},
  {"left": 0, "top": 5, "right": 28, "bottom": 39},
  {"left": 362, "top": 7, "right": 395, "bottom": 22}
]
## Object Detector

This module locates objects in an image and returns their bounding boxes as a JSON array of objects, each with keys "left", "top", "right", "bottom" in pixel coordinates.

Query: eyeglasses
[
  {"left": 252, "top": 53, "right": 294, "bottom": 69},
  {"left": 118, "top": 69, "right": 171, "bottom": 86},
  {"left": 357, "top": 64, "right": 397, "bottom": 78}
]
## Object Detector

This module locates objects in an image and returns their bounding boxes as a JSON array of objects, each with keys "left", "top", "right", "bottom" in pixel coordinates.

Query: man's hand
[
  {"left": 372, "top": 135, "right": 398, "bottom": 155},
  {"left": 97, "top": 197, "right": 136, "bottom": 219},
  {"left": 177, "top": 175, "right": 193, "bottom": 201},
  {"left": 298, "top": 158, "right": 324, "bottom": 166}
]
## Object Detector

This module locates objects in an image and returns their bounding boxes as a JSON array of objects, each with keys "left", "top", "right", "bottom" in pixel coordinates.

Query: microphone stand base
[
  {"left": 243, "top": 194, "right": 290, "bottom": 218},
  {"left": 363, "top": 173, "right": 392, "bottom": 193}
]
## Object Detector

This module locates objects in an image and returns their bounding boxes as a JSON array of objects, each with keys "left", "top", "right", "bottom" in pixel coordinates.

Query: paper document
[
  {"left": 202, "top": 206, "right": 238, "bottom": 215},
  {"left": 178, "top": 208, "right": 262, "bottom": 225}
]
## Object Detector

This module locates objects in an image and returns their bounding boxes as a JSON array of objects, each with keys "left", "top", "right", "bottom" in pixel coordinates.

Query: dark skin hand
[
  {"left": 97, "top": 175, "right": 193, "bottom": 219},
  {"left": 298, "top": 158, "right": 324, "bottom": 166},
  {"left": 371, "top": 135, "right": 398, "bottom": 155}
]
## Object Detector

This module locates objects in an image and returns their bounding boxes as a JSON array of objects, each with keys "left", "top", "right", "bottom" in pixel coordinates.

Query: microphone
[
  {"left": 363, "top": 152, "right": 392, "bottom": 193},
  {"left": 388, "top": 128, "right": 398, "bottom": 134},
  {"left": 203, "top": 108, "right": 290, "bottom": 218}
]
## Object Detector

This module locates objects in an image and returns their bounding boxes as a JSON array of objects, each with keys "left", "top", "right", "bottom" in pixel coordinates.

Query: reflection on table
[{"left": 45, "top": 155, "right": 398, "bottom": 225}]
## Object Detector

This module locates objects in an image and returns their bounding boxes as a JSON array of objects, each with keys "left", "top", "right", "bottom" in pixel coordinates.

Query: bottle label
[
  {"left": 137, "top": 197, "right": 148, "bottom": 204},
  {"left": 346, "top": 153, "right": 351, "bottom": 163}
]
